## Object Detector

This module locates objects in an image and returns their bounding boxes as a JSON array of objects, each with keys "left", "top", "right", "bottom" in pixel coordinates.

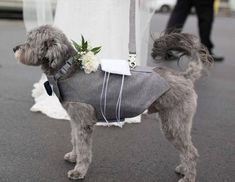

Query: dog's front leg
[
  {"left": 64, "top": 120, "right": 77, "bottom": 163},
  {"left": 65, "top": 102, "right": 96, "bottom": 180}
]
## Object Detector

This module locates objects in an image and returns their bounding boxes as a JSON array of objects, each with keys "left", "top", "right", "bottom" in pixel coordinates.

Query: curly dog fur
[{"left": 13, "top": 25, "right": 212, "bottom": 182}]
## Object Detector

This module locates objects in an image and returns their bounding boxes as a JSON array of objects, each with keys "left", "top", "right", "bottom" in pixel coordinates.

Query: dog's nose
[{"left": 13, "top": 46, "right": 20, "bottom": 53}]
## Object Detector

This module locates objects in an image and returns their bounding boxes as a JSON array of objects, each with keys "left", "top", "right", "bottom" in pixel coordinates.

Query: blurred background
[{"left": 0, "top": 0, "right": 235, "bottom": 19}]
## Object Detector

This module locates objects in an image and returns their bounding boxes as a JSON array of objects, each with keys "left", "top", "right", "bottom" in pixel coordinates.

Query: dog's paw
[
  {"left": 178, "top": 177, "right": 195, "bottom": 182},
  {"left": 175, "top": 164, "right": 187, "bottom": 176},
  {"left": 67, "top": 169, "right": 85, "bottom": 180},
  {"left": 178, "top": 179, "right": 186, "bottom": 182},
  {"left": 64, "top": 152, "right": 77, "bottom": 163}
]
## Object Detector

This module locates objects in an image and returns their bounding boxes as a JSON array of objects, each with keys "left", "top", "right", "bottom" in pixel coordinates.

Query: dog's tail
[{"left": 151, "top": 33, "right": 213, "bottom": 82}]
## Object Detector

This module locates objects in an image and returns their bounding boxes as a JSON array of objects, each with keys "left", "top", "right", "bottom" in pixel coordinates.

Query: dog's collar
[
  {"left": 54, "top": 57, "right": 73, "bottom": 80},
  {"left": 43, "top": 57, "right": 73, "bottom": 97}
]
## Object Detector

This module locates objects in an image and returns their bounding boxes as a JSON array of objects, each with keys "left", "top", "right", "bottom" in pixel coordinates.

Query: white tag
[{"left": 100, "top": 59, "right": 131, "bottom": 76}]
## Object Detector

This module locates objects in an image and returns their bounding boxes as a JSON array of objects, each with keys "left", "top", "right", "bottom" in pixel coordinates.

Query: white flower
[{"left": 81, "top": 51, "right": 100, "bottom": 74}]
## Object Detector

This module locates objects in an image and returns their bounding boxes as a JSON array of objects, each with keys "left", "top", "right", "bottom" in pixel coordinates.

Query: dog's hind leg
[
  {"left": 156, "top": 93, "right": 199, "bottom": 182},
  {"left": 64, "top": 102, "right": 96, "bottom": 180}
]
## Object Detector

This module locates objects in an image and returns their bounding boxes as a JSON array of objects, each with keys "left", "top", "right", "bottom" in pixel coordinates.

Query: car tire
[{"left": 160, "top": 5, "right": 171, "bottom": 13}]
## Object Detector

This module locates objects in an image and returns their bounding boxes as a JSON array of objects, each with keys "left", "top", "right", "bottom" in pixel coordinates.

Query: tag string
[
  {"left": 100, "top": 72, "right": 125, "bottom": 123},
  {"left": 100, "top": 72, "right": 110, "bottom": 123},
  {"left": 116, "top": 75, "right": 125, "bottom": 122}
]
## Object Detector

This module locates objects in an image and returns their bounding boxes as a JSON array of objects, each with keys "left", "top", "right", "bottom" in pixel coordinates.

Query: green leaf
[
  {"left": 81, "top": 35, "right": 85, "bottom": 46},
  {"left": 91, "top": 46, "right": 102, "bottom": 55},
  {"left": 82, "top": 41, "right": 88, "bottom": 51},
  {"left": 71, "top": 40, "right": 82, "bottom": 52}
]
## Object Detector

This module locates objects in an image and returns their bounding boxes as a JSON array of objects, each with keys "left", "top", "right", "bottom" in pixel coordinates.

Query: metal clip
[{"left": 128, "top": 53, "right": 137, "bottom": 70}]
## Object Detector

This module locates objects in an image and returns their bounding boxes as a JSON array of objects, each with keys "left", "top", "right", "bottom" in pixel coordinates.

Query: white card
[{"left": 100, "top": 59, "right": 131, "bottom": 76}]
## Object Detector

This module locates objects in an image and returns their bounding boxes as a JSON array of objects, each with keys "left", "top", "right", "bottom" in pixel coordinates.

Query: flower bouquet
[{"left": 72, "top": 36, "right": 101, "bottom": 74}]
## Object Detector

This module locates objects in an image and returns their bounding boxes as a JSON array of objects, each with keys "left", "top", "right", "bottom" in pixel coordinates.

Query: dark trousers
[{"left": 166, "top": 0, "right": 214, "bottom": 53}]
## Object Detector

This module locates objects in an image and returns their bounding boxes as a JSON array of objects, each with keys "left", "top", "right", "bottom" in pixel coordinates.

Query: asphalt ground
[{"left": 0, "top": 14, "right": 234, "bottom": 182}]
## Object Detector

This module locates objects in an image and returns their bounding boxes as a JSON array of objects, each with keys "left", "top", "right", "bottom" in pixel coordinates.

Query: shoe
[{"left": 211, "top": 54, "right": 224, "bottom": 62}]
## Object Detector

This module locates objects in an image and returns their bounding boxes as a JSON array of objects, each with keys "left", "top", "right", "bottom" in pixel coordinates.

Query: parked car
[
  {"left": 0, "top": 0, "right": 57, "bottom": 12},
  {"left": 0, "top": 0, "right": 22, "bottom": 19},
  {"left": 148, "top": 0, "right": 177, "bottom": 13},
  {"left": 0, "top": 0, "right": 22, "bottom": 11},
  {"left": 0, "top": 0, "right": 57, "bottom": 19}
]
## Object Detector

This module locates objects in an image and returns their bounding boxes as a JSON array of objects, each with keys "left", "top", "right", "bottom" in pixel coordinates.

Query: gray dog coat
[{"left": 46, "top": 64, "right": 170, "bottom": 122}]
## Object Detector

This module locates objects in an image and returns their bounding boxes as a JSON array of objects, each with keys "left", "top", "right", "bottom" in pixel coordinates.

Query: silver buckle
[{"left": 128, "top": 53, "right": 137, "bottom": 70}]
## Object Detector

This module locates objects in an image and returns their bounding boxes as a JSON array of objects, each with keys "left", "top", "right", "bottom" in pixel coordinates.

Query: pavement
[{"left": 0, "top": 14, "right": 234, "bottom": 182}]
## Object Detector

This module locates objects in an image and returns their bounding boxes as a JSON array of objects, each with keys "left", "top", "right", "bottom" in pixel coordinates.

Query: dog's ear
[{"left": 44, "top": 38, "right": 69, "bottom": 69}]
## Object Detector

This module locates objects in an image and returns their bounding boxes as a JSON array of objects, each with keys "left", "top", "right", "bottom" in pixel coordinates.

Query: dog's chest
[{"left": 47, "top": 67, "right": 169, "bottom": 121}]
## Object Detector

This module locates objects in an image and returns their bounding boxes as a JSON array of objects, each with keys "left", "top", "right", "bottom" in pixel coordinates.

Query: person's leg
[
  {"left": 194, "top": 0, "right": 214, "bottom": 53},
  {"left": 166, "top": 0, "right": 193, "bottom": 33},
  {"left": 194, "top": 0, "right": 224, "bottom": 61}
]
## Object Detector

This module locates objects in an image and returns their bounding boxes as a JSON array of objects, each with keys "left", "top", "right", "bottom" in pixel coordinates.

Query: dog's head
[{"left": 13, "top": 25, "right": 76, "bottom": 74}]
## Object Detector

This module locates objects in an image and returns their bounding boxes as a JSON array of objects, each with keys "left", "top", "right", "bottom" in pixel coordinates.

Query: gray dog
[{"left": 13, "top": 25, "right": 212, "bottom": 182}]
